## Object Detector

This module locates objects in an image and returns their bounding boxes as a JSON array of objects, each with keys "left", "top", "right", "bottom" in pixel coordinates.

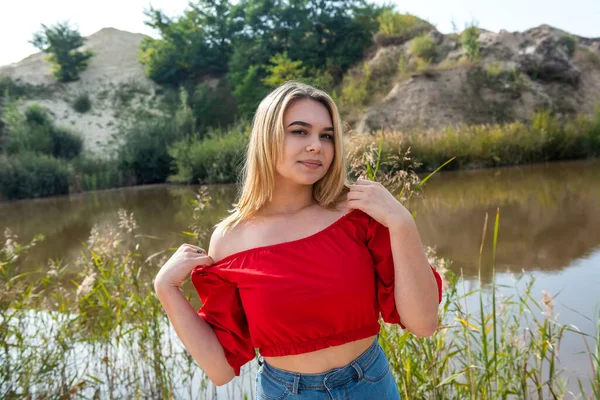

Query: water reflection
[
  {"left": 409, "top": 159, "right": 600, "bottom": 282},
  {"left": 2, "top": 159, "right": 599, "bottom": 397},
  {"left": 2, "top": 159, "right": 599, "bottom": 285}
]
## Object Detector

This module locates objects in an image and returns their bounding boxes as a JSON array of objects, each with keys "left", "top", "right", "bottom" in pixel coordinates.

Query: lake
[{"left": 1, "top": 158, "right": 599, "bottom": 396}]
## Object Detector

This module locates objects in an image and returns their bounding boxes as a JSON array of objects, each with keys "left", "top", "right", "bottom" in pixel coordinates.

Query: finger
[
  {"left": 181, "top": 244, "right": 206, "bottom": 254},
  {"left": 346, "top": 199, "right": 363, "bottom": 210},
  {"left": 195, "top": 255, "right": 214, "bottom": 266},
  {"left": 355, "top": 178, "right": 373, "bottom": 186},
  {"left": 348, "top": 184, "right": 365, "bottom": 192},
  {"left": 346, "top": 191, "right": 364, "bottom": 200},
  {"left": 184, "top": 253, "right": 213, "bottom": 263}
]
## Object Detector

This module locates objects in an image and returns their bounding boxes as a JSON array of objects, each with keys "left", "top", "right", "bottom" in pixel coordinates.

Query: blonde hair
[{"left": 219, "top": 81, "right": 348, "bottom": 232}]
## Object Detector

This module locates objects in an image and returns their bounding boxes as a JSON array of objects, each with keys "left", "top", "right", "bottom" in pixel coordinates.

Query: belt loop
[
  {"left": 351, "top": 360, "right": 364, "bottom": 381},
  {"left": 292, "top": 373, "right": 300, "bottom": 395}
]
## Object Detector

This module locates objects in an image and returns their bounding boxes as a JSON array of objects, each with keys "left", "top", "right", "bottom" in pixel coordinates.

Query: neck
[{"left": 260, "top": 177, "right": 316, "bottom": 216}]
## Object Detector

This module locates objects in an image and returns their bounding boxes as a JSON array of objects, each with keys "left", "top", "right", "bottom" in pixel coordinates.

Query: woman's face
[{"left": 276, "top": 98, "right": 335, "bottom": 186}]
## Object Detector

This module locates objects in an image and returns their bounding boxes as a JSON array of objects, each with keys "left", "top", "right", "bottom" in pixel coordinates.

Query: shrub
[
  {"left": 0, "top": 152, "right": 70, "bottom": 200},
  {"left": 340, "top": 63, "right": 372, "bottom": 108},
  {"left": 461, "top": 25, "right": 480, "bottom": 61},
  {"left": 169, "top": 125, "right": 248, "bottom": 184},
  {"left": 559, "top": 35, "right": 577, "bottom": 58},
  {"left": 377, "top": 11, "right": 424, "bottom": 36},
  {"left": 486, "top": 61, "right": 503, "bottom": 78},
  {"left": 72, "top": 92, "right": 91, "bottom": 113},
  {"left": 50, "top": 126, "right": 83, "bottom": 160},
  {"left": 411, "top": 34, "right": 437, "bottom": 61},
  {"left": 117, "top": 115, "right": 178, "bottom": 184},
  {"left": 2, "top": 103, "right": 82, "bottom": 159}
]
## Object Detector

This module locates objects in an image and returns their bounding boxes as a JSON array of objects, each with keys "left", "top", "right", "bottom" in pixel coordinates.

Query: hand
[
  {"left": 154, "top": 243, "right": 214, "bottom": 290},
  {"left": 347, "top": 178, "right": 412, "bottom": 228}
]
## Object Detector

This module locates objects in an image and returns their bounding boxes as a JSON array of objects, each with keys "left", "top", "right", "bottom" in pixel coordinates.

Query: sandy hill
[
  {"left": 0, "top": 27, "right": 157, "bottom": 154},
  {"left": 1, "top": 24, "right": 600, "bottom": 153},
  {"left": 356, "top": 24, "right": 600, "bottom": 133}
]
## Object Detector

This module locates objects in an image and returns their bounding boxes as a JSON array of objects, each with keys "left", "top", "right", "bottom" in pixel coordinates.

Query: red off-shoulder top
[{"left": 190, "top": 208, "right": 443, "bottom": 376}]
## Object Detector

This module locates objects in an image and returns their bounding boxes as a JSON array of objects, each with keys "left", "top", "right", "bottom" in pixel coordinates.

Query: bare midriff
[{"left": 262, "top": 335, "right": 378, "bottom": 374}]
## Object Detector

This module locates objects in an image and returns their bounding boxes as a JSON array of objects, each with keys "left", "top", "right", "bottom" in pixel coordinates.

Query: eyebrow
[{"left": 287, "top": 121, "right": 334, "bottom": 132}]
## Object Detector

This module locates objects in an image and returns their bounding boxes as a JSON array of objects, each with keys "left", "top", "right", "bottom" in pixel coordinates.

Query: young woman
[{"left": 154, "top": 81, "right": 443, "bottom": 399}]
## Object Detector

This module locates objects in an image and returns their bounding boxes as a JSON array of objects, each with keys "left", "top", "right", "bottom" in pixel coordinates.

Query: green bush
[
  {"left": 50, "top": 126, "right": 83, "bottom": 160},
  {"left": 377, "top": 11, "right": 424, "bottom": 36},
  {"left": 411, "top": 34, "right": 437, "bottom": 61},
  {"left": 0, "top": 152, "right": 70, "bottom": 200},
  {"left": 72, "top": 92, "right": 91, "bottom": 113},
  {"left": 461, "top": 25, "right": 480, "bottom": 61},
  {"left": 2, "top": 103, "right": 82, "bottom": 159},
  {"left": 191, "top": 80, "right": 238, "bottom": 135},
  {"left": 169, "top": 126, "right": 248, "bottom": 184},
  {"left": 117, "top": 115, "right": 179, "bottom": 184},
  {"left": 560, "top": 35, "right": 577, "bottom": 58},
  {"left": 340, "top": 63, "right": 372, "bottom": 109}
]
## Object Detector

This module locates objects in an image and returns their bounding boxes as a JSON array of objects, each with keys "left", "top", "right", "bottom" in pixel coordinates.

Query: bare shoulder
[{"left": 207, "top": 220, "right": 252, "bottom": 262}]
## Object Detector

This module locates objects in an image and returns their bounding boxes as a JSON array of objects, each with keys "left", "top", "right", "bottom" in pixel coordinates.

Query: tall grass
[
  {"left": 1, "top": 147, "right": 598, "bottom": 398},
  {"left": 348, "top": 109, "right": 600, "bottom": 173}
]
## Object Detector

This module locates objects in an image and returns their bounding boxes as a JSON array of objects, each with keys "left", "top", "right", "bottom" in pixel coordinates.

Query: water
[{"left": 1, "top": 158, "right": 599, "bottom": 396}]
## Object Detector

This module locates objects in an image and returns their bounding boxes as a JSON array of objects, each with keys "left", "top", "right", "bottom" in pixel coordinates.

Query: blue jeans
[{"left": 255, "top": 337, "right": 401, "bottom": 399}]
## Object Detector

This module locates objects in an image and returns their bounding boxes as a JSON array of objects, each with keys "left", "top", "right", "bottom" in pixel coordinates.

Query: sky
[{"left": 1, "top": 0, "right": 599, "bottom": 67}]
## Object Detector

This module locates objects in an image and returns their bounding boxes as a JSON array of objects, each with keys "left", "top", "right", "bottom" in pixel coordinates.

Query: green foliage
[
  {"left": 232, "top": 65, "right": 269, "bottom": 118},
  {"left": 70, "top": 156, "right": 132, "bottom": 191},
  {"left": 486, "top": 61, "right": 503, "bottom": 78},
  {"left": 190, "top": 79, "right": 238, "bottom": 134},
  {"left": 0, "top": 152, "right": 70, "bottom": 200},
  {"left": 1, "top": 103, "right": 82, "bottom": 160},
  {"left": 169, "top": 122, "right": 249, "bottom": 184},
  {"left": 142, "top": 0, "right": 384, "bottom": 119},
  {"left": 461, "top": 24, "right": 480, "bottom": 61},
  {"left": 175, "top": 88, "right": 196, "bottom": 137},
  {"left": 50, "top": 126, "right": 84, "bottom": 160},
  {"left": 117, "top": 114, "right": 179, "bottom": 184},
  {"left": 411, "top": 34, "right": 437, "bottom": 61},
  {"left": 340, "top": 62, "right": 372, "bottom": 108},
  {"left": 352, "top": 110, "right": 600, "bottom": 173},
  {"left": 0, "top": 77, "right": 51, "bottom": 100},
  {"left": 376, "top": 10, "right": 426, "bottom": 36},
  {"left": 263, "top": 52, "right": 307, "bottom": 88},
  {"left": 72, "top": 92, "right": 91, "bottom": 113},
  {"left": 559, "top": 34, "right": 577, "bottom": 58},
  {"left": 138, "top": 0, "right": 237, "bottom": 86},
  {"left": 30, "top": 21, "right": 94, "bottom": 83}
]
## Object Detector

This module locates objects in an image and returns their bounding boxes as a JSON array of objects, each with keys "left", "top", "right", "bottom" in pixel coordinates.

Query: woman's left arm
[{"left": 347, "top": 179, "right": 440, "bottom": 337}]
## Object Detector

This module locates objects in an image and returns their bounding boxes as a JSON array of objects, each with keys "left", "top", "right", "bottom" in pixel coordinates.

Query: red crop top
[{"left": 190, "top": 209, "right": 443, "bottom": 376}]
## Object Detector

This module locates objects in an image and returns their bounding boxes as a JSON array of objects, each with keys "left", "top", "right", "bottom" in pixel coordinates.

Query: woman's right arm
[
  {"left": 154, "top": 283, "right": 235, "bottom": 386},
  {"left": 153, "top": 230, "right": 236, "bottom": 387}
]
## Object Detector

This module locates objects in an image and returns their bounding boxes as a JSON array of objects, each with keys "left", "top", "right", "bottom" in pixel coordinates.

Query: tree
[
  {"left": 263, "top": 52, "right": 307, "bottom": 87},
  {"left": 30, "top": 21, "right": 94, "bottom": 83},
  {"left": 139, "top": 0, "right": 238, "bottom": 86}
]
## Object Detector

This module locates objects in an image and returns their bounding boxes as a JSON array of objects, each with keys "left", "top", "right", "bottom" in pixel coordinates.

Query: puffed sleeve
[
  {"left": 190, "top": 268, "right": 255, "bottom": 376},
  {"left": 365, "top": 215, "right": 443, "bottom": 329}
]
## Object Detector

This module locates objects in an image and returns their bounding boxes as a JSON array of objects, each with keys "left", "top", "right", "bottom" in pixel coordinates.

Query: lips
[{"left": 299, "top": 160, "right": 322, "bottom": 166}]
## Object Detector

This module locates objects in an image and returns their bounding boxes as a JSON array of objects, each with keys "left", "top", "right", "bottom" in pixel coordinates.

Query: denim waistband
[{"left": 261, "top": 335, "right": 380, "bottom": 394}]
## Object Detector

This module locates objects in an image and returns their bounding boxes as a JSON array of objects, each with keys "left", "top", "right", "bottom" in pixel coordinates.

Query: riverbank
[
  {"left": 2, "top": 183, "right": 598, "bottom": 398},
  {"left": 1, "top": 109, "right": 598, "bottom": 201}
]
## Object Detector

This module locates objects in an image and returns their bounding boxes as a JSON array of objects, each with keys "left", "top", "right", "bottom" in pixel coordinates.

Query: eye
[
  {"left": 291, "top": 130, "right": 306, "bottom": 135},
  {"left": 321, "top": 134, "right": 334, "bottom": 141}
]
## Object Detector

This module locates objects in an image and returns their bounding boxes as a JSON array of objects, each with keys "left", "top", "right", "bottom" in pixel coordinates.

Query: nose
[{"left": 306, "top": 135, "right": 322, "bottom": 153}]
